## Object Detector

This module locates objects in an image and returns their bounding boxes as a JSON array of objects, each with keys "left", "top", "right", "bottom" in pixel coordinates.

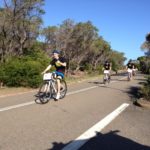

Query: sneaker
[{"left": 55, "top": 93, "right": 60, "bottom": 100}]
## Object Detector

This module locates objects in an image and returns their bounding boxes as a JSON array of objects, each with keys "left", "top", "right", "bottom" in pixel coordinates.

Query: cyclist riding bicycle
[
  {"left": 132, "top": 63, "right": 136, "bottom": 76},
  {"left": 126, "top": 60, "right": 134, "bottom": 80},
  {"left": 42, "top": 50, "right": 67, "bottom": 100},
  {"left": 103, "top": 60, "right": 111, "bottom": 80}
]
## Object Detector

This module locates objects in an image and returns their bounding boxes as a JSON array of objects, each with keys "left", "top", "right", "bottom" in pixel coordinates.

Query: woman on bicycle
[
  {"left": 103, "top": 60, "right": 111, "bottom": 80},
  {"left": 126, "top": 60, "right": 134, "bottom": 80},
  {"left": 42, "top": 50, "right": 67, "bottom": 100}
]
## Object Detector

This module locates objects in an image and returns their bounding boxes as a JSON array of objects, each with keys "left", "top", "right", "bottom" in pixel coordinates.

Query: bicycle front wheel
[{"left": 38, "top": 81, "right": 51, "bottom": 104}]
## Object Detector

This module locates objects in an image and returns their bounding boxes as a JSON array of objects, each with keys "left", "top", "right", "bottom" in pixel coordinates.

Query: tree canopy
[{"left": 0, "top": 0, "right": 127, "bottom": 87}]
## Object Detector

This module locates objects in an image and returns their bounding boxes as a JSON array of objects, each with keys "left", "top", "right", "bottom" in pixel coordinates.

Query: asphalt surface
[{"left": 0, "top": 73, "right": 150, "bottom": 150}]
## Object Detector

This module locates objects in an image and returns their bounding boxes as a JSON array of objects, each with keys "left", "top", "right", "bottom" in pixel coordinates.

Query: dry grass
[
  {"left": 0, "top": 87, "right": 36, "bottom": 96},
  {"left": 0, "top": 74, "right": 101, "bottom": 96}
]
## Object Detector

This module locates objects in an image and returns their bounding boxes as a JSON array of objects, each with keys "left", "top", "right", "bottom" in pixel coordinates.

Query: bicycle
[
  {"left": 127, "top": 68, "right": 132, "bottom": 81},
  {"left": 103, "top": 70, "right": 110, "bottom": 84},
  {"left": 35, "top": 72, "right": 67, "bottom": 104},
  {"left": 132, "top": 68, "right": 136, "bottom": 76}
]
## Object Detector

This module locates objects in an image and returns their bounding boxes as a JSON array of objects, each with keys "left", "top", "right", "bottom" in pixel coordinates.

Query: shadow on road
[
  {"left": 88, "top": 81, "right": 104, "bottom": 85},
  {"left": 127, "top": 86, "right": 141, "bottom": 98},
  {"left": 48, "top": 130, "right": 150, "bottom": 150},
  {"left": 127, "top": 85, "right": 144, "bottom": 107}
]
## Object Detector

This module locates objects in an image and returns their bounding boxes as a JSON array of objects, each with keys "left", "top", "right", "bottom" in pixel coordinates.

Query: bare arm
[
  {"left": 56, "top": 60, "right": 66, "bottom": 67},
  {"left": 42, "top": 64, "right": 52, "bottom": 74}
]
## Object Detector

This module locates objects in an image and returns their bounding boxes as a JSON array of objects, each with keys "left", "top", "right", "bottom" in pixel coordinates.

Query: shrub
[
  {"left": 23, "top": 61, "right": 43, "bottom": 87},
  {"left": 4, "top": 58, "right": 25, "bottom": 87},
  {"left": 95, "top": 65, "right": 103, "bottom": 74},
  {"left": 140, "top": 76, "right": 150, "bottom": 101},
  {"left": 0, "top": 64, "right": 5, "bottom": 87},
  {"left": 139, "top": 59, "right": 150, "bottom": 74},
  {"left": 2, "top": 50, "right": 50, "bottom": 88}
]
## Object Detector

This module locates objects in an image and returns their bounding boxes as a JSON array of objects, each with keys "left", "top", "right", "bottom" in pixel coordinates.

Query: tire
[
  {"left": 59, "top": 80, "right": 67, "bottom": 99},
  {"left": 51, "top": 80, "right": 57, "bottom": 99},
  {"left": 128, "top": 73, "right": 131, "bottom": 81},
  {"left": 103, "top": 78, "right": 106, "bottom": 84},
  {"left": 108, "top": 77, "right": 110, "bottom": 83},
  {"left": 103, "top": 74, "right": 108, "bottom": 84},
  {"left": 37, "top": 81, "right": 51, "bottom": 104}
]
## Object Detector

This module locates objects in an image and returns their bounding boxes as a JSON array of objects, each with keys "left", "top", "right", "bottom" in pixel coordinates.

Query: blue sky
[{"left": 42, "top": 0, "right": 150, "bottom": 63}]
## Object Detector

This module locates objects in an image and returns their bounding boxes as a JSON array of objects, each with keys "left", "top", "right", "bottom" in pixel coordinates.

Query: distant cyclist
[
  {"left": 42, "top": 50, "right": 67, "bottom": 100},
  {"left": 126, "top": 60, "right": 134, "bottom": 80},
  {"left": 103, "top": 60, "right": 111, "bottom": 80},
  {"left": 132, "top": 63, "right": 136, "bottom": 76}
]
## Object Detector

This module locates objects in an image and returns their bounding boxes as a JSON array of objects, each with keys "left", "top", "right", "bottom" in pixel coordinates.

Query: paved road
[{"left": 0, "top": 73, "right": 150, "bottom": 150}]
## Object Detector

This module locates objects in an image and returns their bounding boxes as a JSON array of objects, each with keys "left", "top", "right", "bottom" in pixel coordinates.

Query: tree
[
  {"left": 85, "top": 37, "right": 111, "bottom": 70},
  {"left": 140, "top": 33, "right": 150, "bottom": 74},
  {"left": 0, "top": 0, "right": 45, "bottom": 63},
  {"left": 68, "top": 21, "right": 99, "bottom": 71},
  {"left": 41, "top": 19, "right": 126, "bottom": 73},
  {"left": 110, "top": 51, "right": 126, "bottom": 73},
  {"left": 41, "top": 20, "right": 99, "bottom": 72},
  {"left": 141, "top": 33, "right": 150, "bottom": 56}
]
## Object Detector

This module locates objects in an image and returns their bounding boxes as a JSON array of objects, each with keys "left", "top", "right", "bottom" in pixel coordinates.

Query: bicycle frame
[
  {"left": 45, "top": 80, "right": 57, "bottom": 92},
  {"left": 127, "top": 68, "right": 132, "bottom": 81},
  {"left": 103, "top": 70, "right": 110, "bottom": 84},
  {"left": 44, "top": 77, "right": 58, "bottom": 97}
]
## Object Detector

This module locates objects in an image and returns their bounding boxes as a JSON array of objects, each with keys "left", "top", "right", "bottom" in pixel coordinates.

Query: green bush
[
  {"left": 3, "top": 59, "right": 43, "bottom": 88},
  {"left": 84, "top": 63, "right": 93, "bottom": 74},
  {"left": 96, "top": 65, "right": 103, "bottom": 74},
  {"left": 1, "top": 49, "right": 50, "bottom": 88},
  {"left": 24, "top": 60, "right": 43, "bottom": 87},
  {"left": 0, "top": 64, "right": 5, "bottom": 86},
  {"left": 138, "top": 59, "right": 150, "bottom": 74},
  {"left": 140, "top": 76, "right": 150, "bottom": 101},
  {"left": 3, "top": 59, "right": 25, "bottom": 87}
]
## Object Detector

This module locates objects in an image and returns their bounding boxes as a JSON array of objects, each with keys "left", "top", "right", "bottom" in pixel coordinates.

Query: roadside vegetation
[
  {"left": 0, "top": 1, "right": 150, "bottom": 102},
  {"left": 138, "top": 33, "right": 150, "bottom": 101},
  {"left": 140, "top": 76, "right": 150, "bottom": 101},
  {"left": 0, "top": 0, "right": 126, "bottom": 88}
]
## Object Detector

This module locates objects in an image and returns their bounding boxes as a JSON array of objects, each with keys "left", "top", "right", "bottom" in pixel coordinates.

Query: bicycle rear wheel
[
  {"left": 128, "top": 72, "right": 131, "bottom": 81},
  {"left": 37, "top": 81, "right": 51, "bottom": 104},
  {"left": 103, "top": 74, "right": 107, "bottom": 84},
  {"left": 60, "top": 80, "right": 67, "bottom": 99}
]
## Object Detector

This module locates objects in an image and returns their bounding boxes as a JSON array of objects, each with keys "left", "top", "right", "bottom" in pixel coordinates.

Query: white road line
[
  {"left": 0, "top": 86, "right": 98, "bottom": 112},
  {"left": 0, "top": 101, "right": 35, "bottom": 112},
  {"left": 0, "top": 76, "right": 127, "bottom": 112},
  {"left": 67, "top": 86, "right": 97, "bottom": 95},
  {"left": 0, "top": 76, "right": 127, "bottom": 98},
  {"left": 62, "top": 103, "right": 129, "bottom": 150}
]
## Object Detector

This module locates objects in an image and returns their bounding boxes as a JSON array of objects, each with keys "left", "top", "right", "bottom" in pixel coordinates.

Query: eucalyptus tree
[
  {"left": 84, "top": 37, "right": 111, "bottom": 70},
  {"left": 42, "top": 26, "right": 58, "bottom": 51},
  {"left": 41, "top": 20, "right": 99, "bottom": 72},
  {"left": 68, "top": 21, "right": 99, "bottom": 71},
  {"left": 110, "top": 50, "right": 126, "bottom": 72},
  {"left": 141, "top": 33, "right": 150, "bottom": 56},
  {"left": 41, "top": 19, "right": 75, "bottom": 69},
  {"left": 0, "top": 0, "right": 45, "bottom": 63},
  {"left": 140, "top": 33, "right": 150, "bottom": 73}
]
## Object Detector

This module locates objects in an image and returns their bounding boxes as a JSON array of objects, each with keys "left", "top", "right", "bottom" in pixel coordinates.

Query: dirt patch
[{"left": 136, "top": 98, "right": 150, "bottom": 109}]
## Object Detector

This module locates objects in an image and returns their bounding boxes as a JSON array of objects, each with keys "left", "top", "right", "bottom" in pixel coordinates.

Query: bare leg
[
  {"left": 57, "top": 78, "right": 60, "bottom": 94},
  {"left": 55, "top": 76, "right": 62, "bottom": 100}
]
